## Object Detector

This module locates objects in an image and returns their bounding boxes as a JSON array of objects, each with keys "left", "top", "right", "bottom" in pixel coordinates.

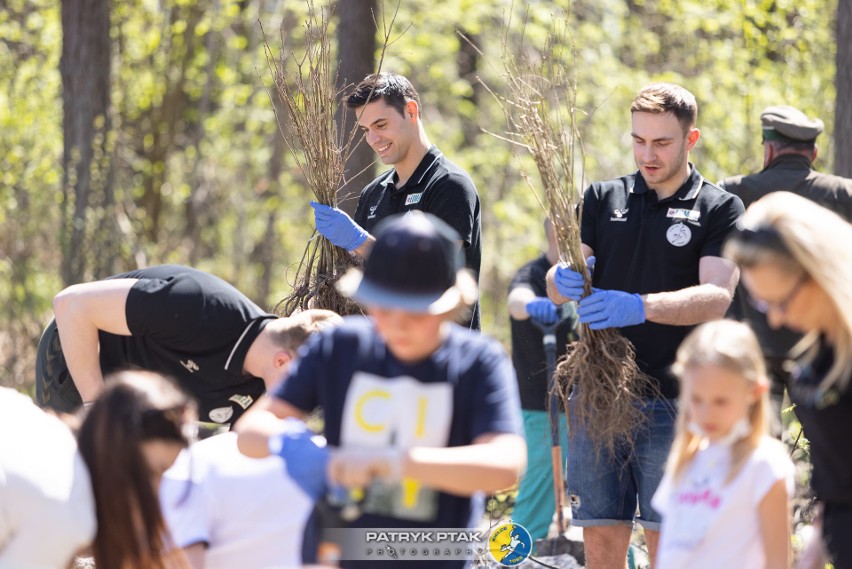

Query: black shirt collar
[
  {"left": 223, "top": 316, "right": 277, "bottom": 377},
  {"left": 630, "top": 162, "right": 704, "bottom": 201},
  {"left": 380, "top": 145, "right": 443, "bottom": 194},
  {"left": 764, "top": 153, "right": 813, "bottom": 172}
]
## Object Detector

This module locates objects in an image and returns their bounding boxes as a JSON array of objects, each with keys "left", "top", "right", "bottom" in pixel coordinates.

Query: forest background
[{"left": 1, "top": 0, "right": 850, "bottom": 391}]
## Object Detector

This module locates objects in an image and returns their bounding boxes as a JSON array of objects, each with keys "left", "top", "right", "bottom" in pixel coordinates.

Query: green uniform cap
[{"left": 761, "top": 105, "right": 824, "bottom": 142}]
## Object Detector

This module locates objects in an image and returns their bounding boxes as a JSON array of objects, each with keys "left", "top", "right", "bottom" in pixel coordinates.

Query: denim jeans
[{"left": 566, "top": 397, "right": 677, "bottom": 530}]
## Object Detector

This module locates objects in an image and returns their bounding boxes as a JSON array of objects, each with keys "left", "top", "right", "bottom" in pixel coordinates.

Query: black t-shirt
[
  {"left": 788, "top": 338, "right": 852, "bottom": 504},
  {"left": 509, "top": 254, "right": 578, "bottom": 411},
  {"left": 275, "top": 316, "right": 522, "bottom": 550},
  {"left": 581, "top": 166, "right": 744, "bottom": 397},
  {"left": 353, "top": 146, "right": 482, "bottom": 330},
  {"left": 98, "top": 265, "right": 275, "bottom": 424}
]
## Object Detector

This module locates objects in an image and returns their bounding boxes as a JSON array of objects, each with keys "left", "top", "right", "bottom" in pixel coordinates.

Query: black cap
[{"left": 337, "top": 212, "right": 464, "bottom": 313}]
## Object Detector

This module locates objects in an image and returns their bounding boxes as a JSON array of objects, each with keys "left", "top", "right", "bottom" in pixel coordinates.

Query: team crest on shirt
[
  {"left": 404, "top": 192, "right": 424, "bottom": 206},
  {"left": 180, "top": 359, "right": 200, "bottom": 373},
  {"left": 610, "top": 208, "right": 629, "bottom": 221},
  {"left": 208, "top": 406, "right": 234, "bottom": 423},
  {"left": 666, "top": 223, "right": 692, "bottom": 247}
]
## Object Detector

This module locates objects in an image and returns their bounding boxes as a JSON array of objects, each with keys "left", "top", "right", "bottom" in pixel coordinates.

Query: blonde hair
[
  {"left": 724, "top": 191, "right": 852, "bottom": 394},
  {"left": 668, "top": 320, "right": 769, "bottom": 484},
  {"left": 266, "top": 309, "right": 343, "bottom": 353}
]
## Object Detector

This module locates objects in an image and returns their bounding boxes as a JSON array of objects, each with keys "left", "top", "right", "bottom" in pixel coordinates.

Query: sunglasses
[{"left": 747, "top": 273, "right": 809, "bottom": 314}]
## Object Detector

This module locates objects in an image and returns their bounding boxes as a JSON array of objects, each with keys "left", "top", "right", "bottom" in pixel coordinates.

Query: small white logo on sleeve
[
  {"left": 228, "top": 394, "right": 254, "bottom": 410},
  {"left": 666, "top": 223, "right": 692, "bottom": 247},
  {"left": 209, "top": 406, "right": 234, "bottom": 423},
  {"left": 180, "top": 359, "right": 199, "bottom": 373},
  {"left": 405, "top": 192, "right": 424, "bottom": 206}
]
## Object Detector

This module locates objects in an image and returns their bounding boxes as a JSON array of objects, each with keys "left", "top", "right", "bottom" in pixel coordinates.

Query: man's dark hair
[
  {"left": 767, "top": 138, "right": 817, "bottom": 155},
  {"left": 345, "top": 72, "right": 421, "bottom": 118}
]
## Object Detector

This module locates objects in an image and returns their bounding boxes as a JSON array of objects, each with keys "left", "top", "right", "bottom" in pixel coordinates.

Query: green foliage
[
  {"left": 0, "top": 0, "right": 839, "bottom": 386},
  {"left": 0, "top": 0, "right": 63, "bottom": 387}
]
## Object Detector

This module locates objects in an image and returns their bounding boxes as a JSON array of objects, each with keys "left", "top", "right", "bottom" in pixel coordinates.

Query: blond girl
[{"left": 653, "top": 320, "right": 794, "bottom": 569}]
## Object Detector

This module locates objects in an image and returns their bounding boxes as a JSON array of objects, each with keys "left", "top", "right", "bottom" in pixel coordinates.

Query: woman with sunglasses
[{"left": 724, "top": 191, "right": 852, "bottom": 569}]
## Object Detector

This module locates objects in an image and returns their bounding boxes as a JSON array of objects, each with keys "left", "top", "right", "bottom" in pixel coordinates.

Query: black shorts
[{"left": 35, "top": 319, "right": 83, "bottom": 412}]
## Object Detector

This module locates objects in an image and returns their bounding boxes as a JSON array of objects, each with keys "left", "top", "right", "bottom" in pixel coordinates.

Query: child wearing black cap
[{"left": 235, "top": 211, "right": 526, "bottom": 568}]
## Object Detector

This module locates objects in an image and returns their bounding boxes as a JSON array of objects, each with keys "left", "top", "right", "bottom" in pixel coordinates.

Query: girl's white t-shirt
[
  {"left": 652, "top": 437, "right": 794, "bottom": 569},
  {"left": 160, "top": 432, "right": 314, "bottom": 569}
]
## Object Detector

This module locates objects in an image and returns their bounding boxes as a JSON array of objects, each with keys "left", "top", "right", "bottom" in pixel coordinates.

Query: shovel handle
[
  {"left": 552, "top": 446, "right": 567, "bottom": 534},
  {"left": 532, "top": 319, "right": 568, "bottom": 535}
]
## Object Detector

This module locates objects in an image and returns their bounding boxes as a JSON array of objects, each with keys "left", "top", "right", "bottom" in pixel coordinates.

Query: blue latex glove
[
  {"left": 310, "top": 201, "right": 369, "bottom": 251},
  {"left": 526, "top": 297, "right": 559, "bottom": 325},
  {"left": 577, "top": 289, "right": 645, "bottom": 330},
  {"left": 268, "top": 418, "right": 329, "bottom": 501},
  {"left": 553, "top": 256, "right": 595, "bottom": 301}
]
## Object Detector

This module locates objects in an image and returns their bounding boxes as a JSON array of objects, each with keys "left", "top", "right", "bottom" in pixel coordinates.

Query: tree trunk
[
  {"left": 835, "top": 0, "right": 852, "bottom": 177},
  {"left": 335, "top": 0, "right": 377, "bottom": 215},
  {"left": 185, "top": 0, "right": 220, "bottom": 267},
  {"left": 60, "top": 0, "right": 112, "bottom": 285}
]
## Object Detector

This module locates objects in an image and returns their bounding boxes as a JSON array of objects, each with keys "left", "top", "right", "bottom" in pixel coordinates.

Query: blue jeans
[
  {"left": 566, "top": 397, "right": 676, "bottom": 531},
  {"left": 512, "top": 409, "right": 568, "bottom": 542}
]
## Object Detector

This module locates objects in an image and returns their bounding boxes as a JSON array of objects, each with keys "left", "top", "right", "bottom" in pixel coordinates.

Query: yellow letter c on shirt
[{"left": 354, "top": 389, "right": 391, "bottom": 433}]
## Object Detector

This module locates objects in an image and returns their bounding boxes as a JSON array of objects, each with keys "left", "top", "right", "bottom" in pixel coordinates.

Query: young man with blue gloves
[
  {"left": 309, "top": 72, "right": 482, "bottom": 329},
  {"left": 546, "top": 83, "right": 743, "bottom": 569}
]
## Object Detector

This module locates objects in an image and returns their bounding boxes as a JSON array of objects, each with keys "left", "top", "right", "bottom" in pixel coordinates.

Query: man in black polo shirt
[
  {"left": 546, "top": 83, "right": 744, "bottom": 569},
  {"left": 35, "top": 265, "right": 337, "bottom": 425},
  {"left": 309, "top": 72, "right": 482, "bottom": 329}
]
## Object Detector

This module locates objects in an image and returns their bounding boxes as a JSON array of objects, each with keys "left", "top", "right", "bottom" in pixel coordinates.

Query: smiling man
[
  {"left": 545, "top": 83, "right": 745, "bottom": 569},
  {"left": 309, "top": 72, "right": 482, "bottom": 329}
]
